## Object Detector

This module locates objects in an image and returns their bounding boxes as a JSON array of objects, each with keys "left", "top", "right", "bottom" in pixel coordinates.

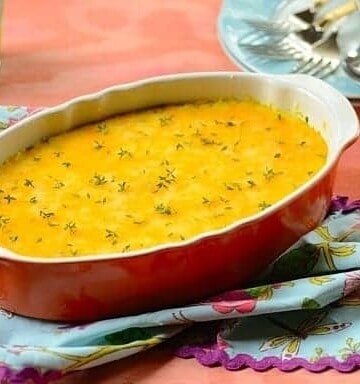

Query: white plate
[{"left": 217, "top": 0, "right": 360, "bottom": 99}]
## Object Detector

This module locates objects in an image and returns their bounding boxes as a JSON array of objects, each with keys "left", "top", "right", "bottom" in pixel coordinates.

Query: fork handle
[
  {"left": 314, "top": 0, "right": 330, "bottom": 7},
  {"left": 317, "top": 0, "right": 358, "bottom": 27}
]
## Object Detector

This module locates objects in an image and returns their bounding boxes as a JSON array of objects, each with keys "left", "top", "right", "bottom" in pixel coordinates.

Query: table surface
[{"left": 1, "top": 1, "right": 360, "bottom": 383}]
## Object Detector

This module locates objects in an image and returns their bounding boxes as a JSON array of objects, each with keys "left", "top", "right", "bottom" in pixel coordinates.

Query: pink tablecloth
[{"left": 0, "top": 1, "right": 359, "bottom": 382}]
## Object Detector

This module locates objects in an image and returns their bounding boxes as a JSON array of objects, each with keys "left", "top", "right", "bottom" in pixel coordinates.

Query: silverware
[
  {"left": 291, "top": 54, "right": 340, "bottom": 77},
  {"left": 344, "top": 45, "right": 360, "bottom": 79},
  {"left": 240, "top": 38, "right": 340, "bottom": 79},
  {"left": 288, "top": 0, "right": 330, "bottom": 23},
  {"left": 239, "top": 39, "right": 310, "bottom": 60},
  {"left": 241, "top": 0, "right": 358, "bottom": 46},
  {"left": 273, "top": 0, "right": 330, "bottom": 22}
]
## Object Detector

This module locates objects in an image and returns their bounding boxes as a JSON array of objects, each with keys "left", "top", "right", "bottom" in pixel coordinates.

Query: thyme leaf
[
  {"left": 24, "top": 179, "right": 34, "bottom": 188},
  {"left": 117, "top": 148, "right": 133, "bottom": 159},
  {"left": 90, "top": 173, "right": 108, "bottom": 186},
  {"left": 0, "top": 216, "right": 10, "bottom": 229},
  {"left": 64, "top": 221, "right": 77, "bottom": 235},
  {"left": 155, "top": 203, "right": 173, "bottom": 215},
  {"left": 3, "top": 194, "right": 16, "bottom": 204},
  {"left": 105, "top": 229, "right": 118, "bottom": 245}
]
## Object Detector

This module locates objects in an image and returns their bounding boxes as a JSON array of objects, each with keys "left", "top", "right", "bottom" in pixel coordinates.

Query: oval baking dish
[{"left": 0, "top": 72, "right": 358, "bottom": 321}]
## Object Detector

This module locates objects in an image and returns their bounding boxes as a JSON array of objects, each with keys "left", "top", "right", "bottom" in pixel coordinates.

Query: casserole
[{"left": 0, "top": 72, "right": 358, "bottom": 321}]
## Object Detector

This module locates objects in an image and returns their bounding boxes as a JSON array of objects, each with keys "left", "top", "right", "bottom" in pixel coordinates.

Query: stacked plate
[{"left": 217, "top": 0, "right": 360, "bottom": 99}]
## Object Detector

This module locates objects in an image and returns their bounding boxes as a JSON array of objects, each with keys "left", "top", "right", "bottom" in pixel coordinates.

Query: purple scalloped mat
[
  {"left": 329, "top": 196, "right": 360, "bottom": 214},
  {"left": 176, "top": 347, "right": 360, "bottom": 372}
]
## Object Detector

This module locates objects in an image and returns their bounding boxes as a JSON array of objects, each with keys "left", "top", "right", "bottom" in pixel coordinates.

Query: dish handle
[{"left": 279, "top": 74, "right": 360, "bottom": 151}]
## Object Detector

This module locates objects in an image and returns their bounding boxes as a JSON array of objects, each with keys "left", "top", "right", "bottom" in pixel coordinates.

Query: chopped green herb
[
  {"left": 117, "top": 181, "right": 128, "bottom": 192},
  {"left": 64, "top": 221, "right": 77, "bottom": 235},
  {"left": 54, "top": 181, "right": 65, "bottom": 189},
  {"left": 224, "top": 182, "right": 241, "bottom": 191},
  {"left": 62, "top": 161, "right": 71, "bottom": 168},
  {"left": 202, "top": 197, "right": 211, "bottom": 205},
  {"left": 97, "top": 122, "right": 108, "bottom": 134},
  {"left": 93, "top": 140, "right": 104, "bottom": 150},
  {"left": 105, "top": 229, "right": 118, "bottom": 245},
  {"left": 133, "top": 220, "right": 145, "bottom": 225},
  {"left": 122, "top": 244, "right": 131, "bottom": 252},
  {"left": 201, "top": 137, "right": 219, "bottom": 146},
  {"left": 159, "top": 115, "right": 173, "bottom": 127},
  {"left": 117, "top": 148, "right": 133, "bottom": 159},
  {"left": 263, "top": 167, "right": 277, "bottom": 181},
  {"left": 259, "top": 201, "right": 271, "bottom": 210},
  {"left": 155, "top": 168, "right": 176, "bottom": 191},
  {"left": 0, "top": 216, "right": 10, "bottom": 228},
  {"left": 95, "top": 197, "right": 107, "bottom": 205},
  {"left": 39, "top": 210, "right": 55, "bottom": 219},
  {"left": 3, "top": 194, "right": 16, "bottom": 204},
  {"left": 24, "top": 179, "right": 34, "bottom": 188},
  {"left": 155, "top": 203, "right": 173, "bottom": 215},
  {"left": 91, "top": 173, "right": 108, "bottom": 186},
  {"left": 219, "top": 196, "right": 230, "bottom": 204}
]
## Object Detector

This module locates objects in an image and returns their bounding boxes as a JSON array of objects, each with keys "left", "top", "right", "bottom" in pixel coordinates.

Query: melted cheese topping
[{"left": 0, "top": 100, "right": 327, "bottom": 257}]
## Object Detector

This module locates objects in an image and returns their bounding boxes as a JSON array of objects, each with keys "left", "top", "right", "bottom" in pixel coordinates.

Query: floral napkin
[{"left": 1, "top": 106, "right": 360, "bottom": 383}]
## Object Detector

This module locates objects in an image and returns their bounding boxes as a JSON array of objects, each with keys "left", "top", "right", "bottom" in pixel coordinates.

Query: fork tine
[
  {"left": 240, "top": 18, "right": 301, "bottom": 33},
  {"left": 292, "top": 55, "right": 339, "bottom": 78},
  {"left": 304, "top": 58, "right": 329, "bottom": 76},
  {"left": 238, "top": 34, "right": 286, "bottom": 48},
  {"left": 313, "top": 59, "right": 339, "bottom": 78},
  {"left": 291, "top": 56, "right": 320, "bottom": 73},
  {"left": 237, "top": 33, "right": 338, "bottom": 79},
  {"left": 240, "top": 38, "right": 307, "bottom": 60},
  {"left": 309, "top": 58, "right": 332, "bottom": 76}
]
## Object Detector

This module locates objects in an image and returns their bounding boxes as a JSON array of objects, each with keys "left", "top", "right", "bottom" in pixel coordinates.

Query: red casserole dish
[{"left": 0, "top": 72, "right": 358, "bottom": 321}]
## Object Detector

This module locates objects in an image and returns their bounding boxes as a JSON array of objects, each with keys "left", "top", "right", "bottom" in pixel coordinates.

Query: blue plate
[{"left": 217, "top": 0, "right": 360, "bottom": 99}]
